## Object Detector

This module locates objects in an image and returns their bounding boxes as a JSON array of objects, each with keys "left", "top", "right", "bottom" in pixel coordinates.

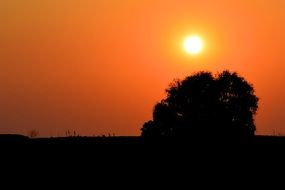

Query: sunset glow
[{"left": 0, "top": 1, "right": 285, "bottom": 137}]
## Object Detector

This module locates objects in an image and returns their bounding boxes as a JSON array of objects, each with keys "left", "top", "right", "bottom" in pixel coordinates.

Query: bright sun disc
[{"left": 184, "top": 35, "right": 203, "bottom": 55}]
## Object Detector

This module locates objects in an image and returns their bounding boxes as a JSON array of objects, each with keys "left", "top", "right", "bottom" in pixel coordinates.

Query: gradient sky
[{"left": 0, "top": 0, "right": 285, "bottom": 136}]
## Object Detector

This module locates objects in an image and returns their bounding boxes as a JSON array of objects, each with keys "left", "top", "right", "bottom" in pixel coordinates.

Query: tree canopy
[{"left": 141, "top": 71, "right": 259, "bottom": 142}]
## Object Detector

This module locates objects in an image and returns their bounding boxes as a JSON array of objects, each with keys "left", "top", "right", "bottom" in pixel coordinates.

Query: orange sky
[{"left": 0, "top": 0, "right": 285, "bottom": 136}]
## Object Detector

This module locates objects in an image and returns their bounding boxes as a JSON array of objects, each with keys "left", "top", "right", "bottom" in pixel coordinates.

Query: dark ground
[
  {"left": 1, "top": 134, "right": 284, "bottom": 185},
  {"left": 1, "top": 134, "right": 285, "bottom": 145},
  {"left": 1, "top": 134, "right": 285, "bottom": 156}
]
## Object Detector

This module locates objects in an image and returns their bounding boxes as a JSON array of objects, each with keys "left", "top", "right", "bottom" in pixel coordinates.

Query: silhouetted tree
[{"left": 141, "top": 71, "right": 259, "bottom": 143}]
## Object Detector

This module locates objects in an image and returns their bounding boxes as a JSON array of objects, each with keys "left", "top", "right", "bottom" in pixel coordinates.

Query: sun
[{"left": 183, "top": 35, "right": 204, "bottom": 55}]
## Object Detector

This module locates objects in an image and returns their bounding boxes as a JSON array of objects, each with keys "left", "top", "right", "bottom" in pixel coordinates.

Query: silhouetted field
[
  {"left": 1, "top": 134, "right": 285, "bottom": 174},
  {"left": 1, "top": 134, "right": 285, "bottom": 146}
]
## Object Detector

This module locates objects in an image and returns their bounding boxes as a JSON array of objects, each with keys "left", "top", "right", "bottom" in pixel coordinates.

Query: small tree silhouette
[{"left": 141, "top": 71, "right": 259, "bottom": 143}]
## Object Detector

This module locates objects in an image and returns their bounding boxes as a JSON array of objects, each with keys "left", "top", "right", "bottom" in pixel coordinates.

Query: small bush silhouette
[
  {"left": 28, "top": 129, "right": 39, "bottom": 138},
  {"left": 141, "top": 71, "right": 259, "bottom": 142}
]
